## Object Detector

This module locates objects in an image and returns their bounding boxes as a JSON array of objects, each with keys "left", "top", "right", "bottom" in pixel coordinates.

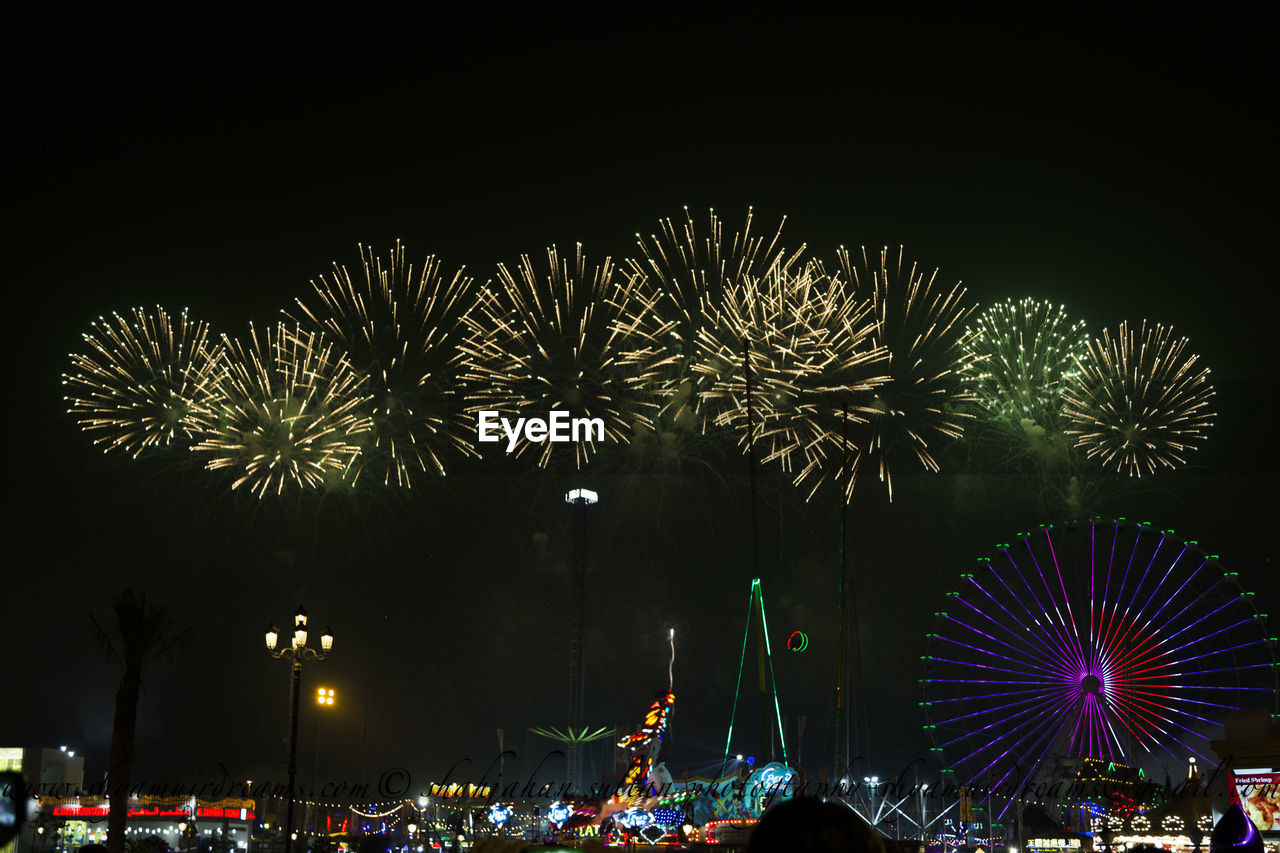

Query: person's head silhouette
[{"left": 748, "top": 798, "right": 886, "bottom": 853}]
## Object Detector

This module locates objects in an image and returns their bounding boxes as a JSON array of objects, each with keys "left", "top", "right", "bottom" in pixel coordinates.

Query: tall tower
[{"left": 565, "top": 487, "right": 598, "bottom": 791}]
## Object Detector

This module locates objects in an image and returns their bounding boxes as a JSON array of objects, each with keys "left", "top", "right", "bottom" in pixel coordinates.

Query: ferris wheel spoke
[
  {"left": 1090, "top": 693, "right": 1120, "bottom": 758},
  {"left": 938, "top": 683, "right": 1079, "bottom": 753},
  {"left": 1108, "top": 690, "right": 1216, "bottom": 756},
  {"left": 1125, "top": 688, "right": 1261, "bottom": 712},
  {"left": 1089, "top": 523, "right": 1098, "bottom": 673},
  {"left": 1119, "top": 705, "right": 1214, "bottom": 764},
  {"left": 1041, "top": 527, "right": 1087, "bottom": 660},
  {"left": 1128, "top": 639, "right": 1271, "bottom": 677},
  {"left": 981, "top": 757, "right": 1034, "bottom": 816},
  {"left": 1083, "top": 692, "right": 1115, "bottom": 758},
  {"left": 1110, "top": 546, "right": 1203, "bottom": 658},
  {"left": 1087, "top": 522, "right": 1117, "bottom": 679},
  {"left": 1068, "top": 691, "right": 1091, "bottom": 755},
  {"left": 957, "top": 578, "right": 1080, "bottom": 676},
  {"left": 1124, "top": 616, "right": 1261, "bottom": 673},
  {"left": 1122, "top": 531, "right": 1170, "bottom": 616},
  {"left": 1102, "top": 689, "right": 1162, "bottom": 754},
  {"left": 1090, "top": 691, "right": 1121, "bottom": 758},
  {"left": 926, "top": 677, "right": 1079, "bottom": 688},
  {"left": 1130, "top": 542, "right": 1191, "bottom": 628},
  {"left": 926, "top": 655, "right": 1065, "bottom": 681},
  {"left": 969, "top": 693, "right": 1082, "bottom": 804},
  {"left": 926, "top": 685, "right": 1078, "bottom": 720},
  {"left": 947, "top": 685, "right": 1079, "bottom": 774},
  {"left": 1098, "top": 530, "right": 1147, "bottom": 654},
  {"left": 1122, "top": 675, "right": 1275, "bottom": 690},
  {"left": 1020, "top": 537, "right": 1086, "bottom": 663},
  {"left": 1130, "top": 555, "right": 1212, "bottom": 637},
  {"left": 930, "top": 687, "right": 1063, "bottom": 729},
  {"left": 935, "top": 615, "right": 1074, "bottom": 680},
  {"left": 996, "top": 547, "right": 1081, "bottom": 668},
  {"left": 1081, "top": 691, "right": 1122, "bottom": 759},
  {"left": 1112, "top": 581, "right": 1232, "bottom": 670},
  {"left": 932, "top": 636, "right": 1068, "bottom": 680},
  {"left": 1117, "top": 689, "right": 1224, "bottom": 730}
]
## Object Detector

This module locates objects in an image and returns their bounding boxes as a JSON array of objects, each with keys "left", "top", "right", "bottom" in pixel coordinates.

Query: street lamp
[
  {"left": 266, "top": 605, "right": 334, "bottom": 853},
  {"left": 864, "top": 776, "right": 881, "bottom": 825},
  {"left": 920, "top": 783, "right": 929, "bottom": 848},
  {"left": 311, "top": 687, "right": 337, "bottom": 839}
]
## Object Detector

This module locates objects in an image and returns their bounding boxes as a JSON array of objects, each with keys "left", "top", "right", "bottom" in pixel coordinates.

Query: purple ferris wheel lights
[{"left": 921, "top": 519, "right": 1279, "bottom": 806}]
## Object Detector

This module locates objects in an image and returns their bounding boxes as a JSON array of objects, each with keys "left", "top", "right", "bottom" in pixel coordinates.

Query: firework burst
[
  {"left": 461, "top": 244, "right": 658, "bottom": 468},
  {"left": 187, "top": 323, "right": 372, "bottom": 497},
  {"left": 289, "top": 242, "right": 479, "bottom": 486},
  {"left": 1062, "top": 320, "right": 1214, "bottom": 476},
  {"left": 787, "top": 273, "right": 892, "bottom": 502},
  {"left": 64, "top": 306, "right": 224, "bottom": 456},
  {"left": 692, "top": 261, "right": 887, "bottom": 499},
  {"left": 961, "top": 297, "right": 1091, "bottom": 426},
  {"left": 833, "top": 245, "right": 977, "bottom": 500},
  {"left": 621, "top": 207, "right": 805, "bottom": 435}
]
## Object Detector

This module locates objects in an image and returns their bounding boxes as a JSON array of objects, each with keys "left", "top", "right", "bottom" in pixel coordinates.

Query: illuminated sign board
[
  {"left": 1230, "top": 772, "right": 1280, "bottom": 832},
  {"left": 51, "top": 806, "right": 254, "bottom": 820}
]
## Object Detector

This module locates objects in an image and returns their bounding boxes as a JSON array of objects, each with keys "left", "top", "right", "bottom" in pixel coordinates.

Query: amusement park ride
[
  {"left": 222, "top": 517, "right": 1277, "bottom": 852},
  {"left": 534, "top": 404, "right": 1279, "bottom": 848},
  {"left": 535, "top": 587, "right": 804, "bottom": 847},
  {"left": 511, "top": 517, "right": 1279, "bottom": 851}
]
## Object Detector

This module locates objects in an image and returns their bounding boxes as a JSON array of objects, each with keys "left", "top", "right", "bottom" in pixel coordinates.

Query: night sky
[{"left": 8, "top": 8, "right": 1277, "bottom": 799}]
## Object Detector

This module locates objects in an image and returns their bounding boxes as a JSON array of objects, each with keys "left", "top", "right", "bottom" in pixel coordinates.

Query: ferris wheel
[{"left": 921, "top": 519, "right": 1278, "bottom": 808}]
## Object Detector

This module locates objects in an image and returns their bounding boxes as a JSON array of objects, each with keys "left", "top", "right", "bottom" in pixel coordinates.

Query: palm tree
[{"left": 91, "top": 590, "right": 191, "bottom": 853}]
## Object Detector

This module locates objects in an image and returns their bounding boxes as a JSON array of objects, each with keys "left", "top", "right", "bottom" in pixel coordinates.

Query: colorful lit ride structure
[
  {"left": 596, "top": 654, "right": 683, "bottom": 842},
  {"left": 592, "top": 584, "right": 802, "bottom": 845},
  {"left": 615, "top": 690, "right": 677, "bottom": 802},
  {"left": 921, "top": 518, "right": 1279, "bottom": 830}
]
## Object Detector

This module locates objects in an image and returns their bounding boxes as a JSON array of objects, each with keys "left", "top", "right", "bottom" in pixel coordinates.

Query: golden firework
[
  {"left": 613, "top": 206, "right": 811, "bottom": 478},
  {"left": 461, "top": 244, "right": 659, "bottom": 469},
  {"left": 832, "top": 245, "right": 976, "bottom": 500},
  {"left": 187, "top": 323, "right": 372, "bottom": 497},
  {"left": 290, "top": 242, "right": 479, "bottom": 486},
  {"left": 64, "top": 306, "right": 224, "bottom": 456},
  {"left": 695, "top": 261, "right": 888, "bottom": 499},
  {"left": 1062, "top": 320, "right": 1214, "bottom": 476}
]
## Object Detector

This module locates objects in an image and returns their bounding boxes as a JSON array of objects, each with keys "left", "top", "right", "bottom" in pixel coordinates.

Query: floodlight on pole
[{"left": 564, "top": 486, "right": 598, "bottom": 791}]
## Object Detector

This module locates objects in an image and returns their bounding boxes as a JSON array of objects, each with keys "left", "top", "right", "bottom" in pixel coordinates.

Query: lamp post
[
  {"left": 245, "top": 781, "right": 254, "bottom": 853},
  {"left": 311, "top": 688, "right": 336, "bottom": 840},
  {"left": 918, "top": 782, "right": 931, "bottom": 850},
  {"left": 864, "top": 776, "right": 881, "bottom": 826},
  {"left": 266, "top": 606, "right": 334, "bottom": 853}
]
